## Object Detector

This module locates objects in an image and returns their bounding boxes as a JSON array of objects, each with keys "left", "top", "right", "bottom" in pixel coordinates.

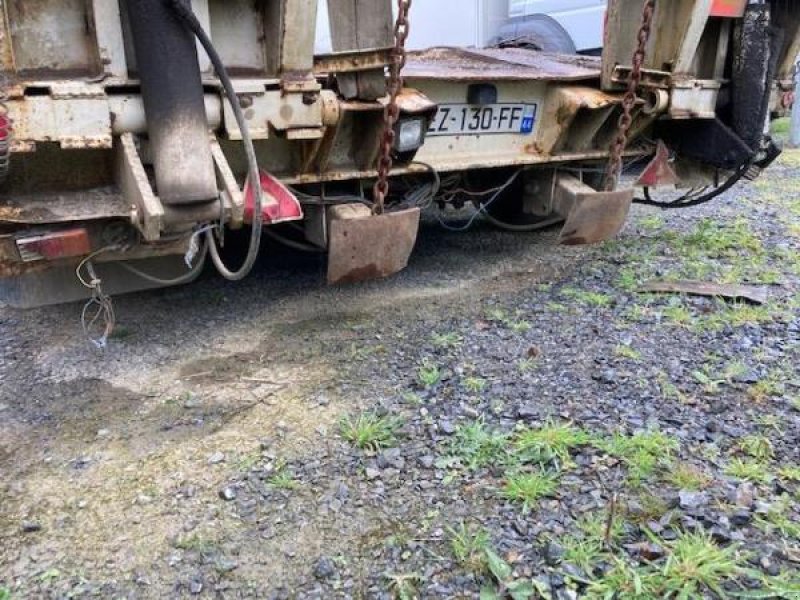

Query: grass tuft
[
  {"left": 266, "top": 463, "right": 300, "bottom": 490},
  {"left": 594, "top": 430, "right": 677, "bottom": 484},
  {"left": 560, "top": 535, "right": 606, "bottom": 574},
  {"left": 463, "top": 376, "right": 487, "bottom": 393},
  {"left": 417, "top": 361, "right": 442, "bottom": 388},
  {"left": 614, "top": 344, "right": 642, "bottom": 361},
  {"left": 667, "top": 463, "right": 712, "bottom": 491},
  {"left": 340, "top": 412, "right": 403, "bottom": 452},
  {"left": 755, "top": 495, "right": 800, "bottom": 541},
  {"left": 448, "top": 523, "right": 490, "bottom": 573},
  {"left": 778, "top": 466, "right": 800, "bottom": 482},
  {"left": 660, "top": 531, "right": 743, "bottom": 598},
  {"left": 725, "top": 458, "right": 771, "bottom": 484},
  {"left": 501, "top": 470, "right": 559, "bottom": 513},
  {"left": 444, "top": 420, "right": 509, "bottom": 472},
  {"left": 514, "top": 421, "right": 589, "bottom": 468},
  {"left": 431, "top": 332, "right": 462, "bottom": 350},
  {"left": 738, "top": 435, "right": 775, "bottom": 461}
]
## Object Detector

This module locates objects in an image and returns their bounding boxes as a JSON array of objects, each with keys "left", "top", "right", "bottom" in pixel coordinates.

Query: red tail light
[
  {"left": 16, "top": 228, "right": 91, "bottom": 262},
  {"left": 710, "top": 0, "right": 746, "bottom": 18}
]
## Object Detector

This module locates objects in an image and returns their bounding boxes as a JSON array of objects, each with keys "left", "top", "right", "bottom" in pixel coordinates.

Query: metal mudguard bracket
[
  {"left": 553, "top": 174, "right": 634, "bottom": 245},
  {"left": 327, "top": 204, "right": 421, "bottom": 285}
]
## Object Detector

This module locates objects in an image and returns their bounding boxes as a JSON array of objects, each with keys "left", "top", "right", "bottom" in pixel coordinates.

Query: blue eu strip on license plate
[{"left": 427, "top": 103, "right": 538, "bottom": 137}]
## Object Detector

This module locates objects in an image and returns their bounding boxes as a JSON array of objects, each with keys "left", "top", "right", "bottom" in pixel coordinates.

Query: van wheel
[{"left": 495, "top": 14, "right": 577, "bottom": 54}]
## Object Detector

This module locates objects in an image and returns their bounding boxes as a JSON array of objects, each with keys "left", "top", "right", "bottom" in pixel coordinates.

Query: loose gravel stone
[
  {"left": 313, "top": 557, "right": 336, "bottom": 580},
  {"left": 219, "top": 487, "right": 237, "bottom": 501}
]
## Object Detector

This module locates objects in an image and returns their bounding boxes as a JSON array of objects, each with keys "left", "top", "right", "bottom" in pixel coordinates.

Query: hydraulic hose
[{"left": 165, "top": 0, "right": 264, "bottom": 281}]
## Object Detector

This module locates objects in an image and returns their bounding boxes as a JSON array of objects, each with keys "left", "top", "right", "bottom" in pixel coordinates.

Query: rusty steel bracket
[
  {"left": 327, "top": 204, "right": 420, "bottom": 285},
  {"left": 553, "top": 174, "right": 633, "bottom": 246},
  {"left": 115, "top": 133, "right": 164, "bottom": 242}
]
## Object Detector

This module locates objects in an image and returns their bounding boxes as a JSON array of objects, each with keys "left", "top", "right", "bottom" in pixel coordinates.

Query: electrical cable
[
  {"left": 166, "top": 0, "right": 264, "bottom": 281},
  {"left": 633, "top": 161, "right": 751, "bottom": 209},
  {"left": 117, "top": 236, "right": 210, "bottom": 285},
  {"left": 435, "top": 170, "right": 521, "bottom": 232}
]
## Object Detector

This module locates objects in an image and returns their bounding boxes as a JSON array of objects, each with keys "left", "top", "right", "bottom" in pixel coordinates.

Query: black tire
[{"left": 494, "top": 14, "right": 577, "bottom": 54}]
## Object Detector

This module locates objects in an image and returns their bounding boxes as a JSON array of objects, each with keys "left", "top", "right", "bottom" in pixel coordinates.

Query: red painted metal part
[
  {"left": 636, "top": 140, "right": 679, "bottom": 188},
  {"left": 243, "top": 170, "right": 303, "bottom": 225},
  {"left": 710, "top": 0, "right": 746, "bottom": 18}
]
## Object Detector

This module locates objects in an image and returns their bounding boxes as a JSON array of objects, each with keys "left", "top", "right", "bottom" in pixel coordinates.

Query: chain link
[
  {"left": 372, "top": 0, "right": 412, "bottom": 215},
  {"left": 0, "top": 73, "right": 12, "bottom": 183},
  {"left": 605, "top": 0, "right": 656, "bottom": 192}
]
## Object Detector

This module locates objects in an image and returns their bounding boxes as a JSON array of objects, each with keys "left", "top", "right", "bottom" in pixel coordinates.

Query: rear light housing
[{"left": 16, "top": 228, "right": 91, "bottom": 262}]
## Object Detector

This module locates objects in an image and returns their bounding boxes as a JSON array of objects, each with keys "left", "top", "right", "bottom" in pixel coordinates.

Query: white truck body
[{"left": 316, "top": 0, "right": 607, "bottom": 53}]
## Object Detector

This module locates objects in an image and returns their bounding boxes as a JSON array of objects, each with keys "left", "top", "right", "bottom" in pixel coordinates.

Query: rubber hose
[{"left": 165, "top": 0, "right": 264, "bottom": 281}]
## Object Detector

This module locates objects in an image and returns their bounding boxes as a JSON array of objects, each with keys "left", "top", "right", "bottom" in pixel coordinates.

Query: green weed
[
  {"left": 755, "top": 495, "right": 800, "bottom": 540},
  {"left": 691, "top": 368, "right": 726, "bottom": 395},
  {"left": 725, "top": 459, "right": 772, "bottom": 484},
  {"left": 659, "top": 531, "right": 744, "bottom": 598},
  {"left": 514, "top": 422, "right": 589, "bottom": 468},
  {"left": 448, "top": 523, "right": 490, "bottom": 572},
  {"left": 340, "top": 412, "right": 403, "bottom": 452},
  {"left": 562, "top": 288, "right": 614, "bottom": 308},
  {"left": 486, "top": 308, "right": 509, "bottom": 323},
  {"left": 432, "top": 332, "right": 462, "bottom": 350},
  {"left": 585, "top": 532, "right": 744, "bottom": 599},
  {"left": 578, "top": 511, "right": 625, "bottom": 544},
  {"left": 738, "top": 435, "right": 775, "bottom": 461},
  {"left": 463, "top": 377, "right": 487, "bottom": 393},
  {"left": 614, "top": 344, "right": 642, "bottom": 361},
  {"left": 639, "top": 214, "right": 665, "bottom": 232},
  {"left": 509, "top": 320, "right": 532, "bottom": 334},
  {"left": 661, "top": 303, "right": 694, "bottom": 327},
  {"left": 595, "top": 430, "right": 678, "bottom": 483},
  {"left": 778, "top": 466, "right": 800, "bottom": 482},
  {"left": 267, "top": 464, "right": 299, "bottom": 490},
  {"left": 747, "top": 371, "right": 786, "bottom": 403},
  {"left": 443, "top": 420, "right": 509, "bottom": 472},
  {"left": 417, "top": 361, "right": 442, "bottom": 388},
  {"left": 385, "top": 573, "right": 423, "bottom": 600},
  {"left": 585, "top": 559, "right": 660, "bottom": 599},
  {"left": 501, "top": 470, "right": 559, "bottom": 513},
  {"left": 175, "top": 534, "right": 218, "bottom": 554},
  {"left": 560, "top": 535, "right": 606, "bottom": 574},
  {"left": 667, "top": 464, "right": 712, "bottom": 491},
  {"left": 682, "top": 218, "right": 763, "bottom": 258}
]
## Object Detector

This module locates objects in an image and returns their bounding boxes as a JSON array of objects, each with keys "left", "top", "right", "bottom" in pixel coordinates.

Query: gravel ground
[{"left": 1, "top": 151, "right": 799, "bottom": 599}]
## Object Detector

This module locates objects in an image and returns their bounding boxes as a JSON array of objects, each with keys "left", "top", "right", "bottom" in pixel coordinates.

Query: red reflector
[
  {"left": 16, "top": 228, "right": 91, "bottom": 262},
  {"left": 243, "top": 170, "right": 303, "bottom": 225},
  {"left": 0, "top": 114, "right": 10, "bottom": 140},
  {"left": 710, "top": 0, "right": 746, "bottom": 17}
]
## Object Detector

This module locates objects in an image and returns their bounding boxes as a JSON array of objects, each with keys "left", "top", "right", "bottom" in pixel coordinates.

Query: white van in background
[
  {"left": 506, "top": 0, "right": 607, "bottom": 53},
  {"left": 315, "top": 0, "right": 607, "bottom": 54}
]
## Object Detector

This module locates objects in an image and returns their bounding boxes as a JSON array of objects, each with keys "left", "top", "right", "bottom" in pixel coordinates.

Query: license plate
[{"left": 427, "top": 103, "right": 538, "bottom": 137}]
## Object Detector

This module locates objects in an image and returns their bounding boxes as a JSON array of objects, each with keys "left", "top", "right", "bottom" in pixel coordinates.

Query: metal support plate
[
  {"left": 553, "top": 174, "right": 633, "bottom": 246},
  {"left": 327, "top": 205, "right": 421, "bottom": 285}
]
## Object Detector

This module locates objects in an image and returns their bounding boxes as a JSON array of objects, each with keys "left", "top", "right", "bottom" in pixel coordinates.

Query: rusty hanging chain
[
  {"left": 604, "top": 0, "right": 656, "bottom": 192},
  {"left": 0, "top": 72, "right": 11, "bottom": 183},
  {"left": 372, "top": 0, "right": 412, "bottom": 215}
]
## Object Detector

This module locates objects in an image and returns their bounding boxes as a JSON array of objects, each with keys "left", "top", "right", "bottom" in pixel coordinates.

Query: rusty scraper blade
[
  {"left": 640, "top": 280, "right": 770, "bottom": 305},
  {"left": 327, "top": 205, "right": 421, "bottom": 285},
  {"left": 559, "top": 188, "right": 634, "bottom": 246}
]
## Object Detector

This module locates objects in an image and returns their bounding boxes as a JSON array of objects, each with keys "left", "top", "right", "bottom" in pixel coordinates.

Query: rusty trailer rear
[{"left": 0, "top": 0, "right": 797, "bottom": 309}]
